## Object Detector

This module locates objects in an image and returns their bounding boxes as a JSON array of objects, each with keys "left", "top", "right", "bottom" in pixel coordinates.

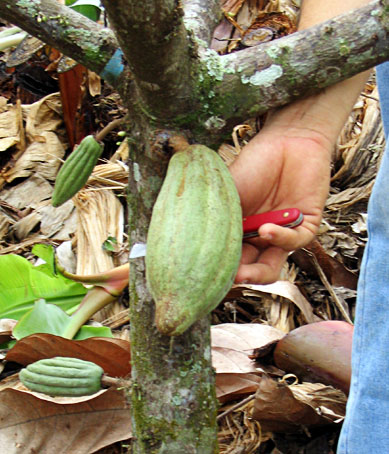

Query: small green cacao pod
[
  {"left": 19, "top": 357, "right": 104, "bottom": 397},
  {"left": 52, "top": 135, "right": 103, "bottom": 207},
  {"left": 146, "top": 144, "right": 242, "bottom": 336}
]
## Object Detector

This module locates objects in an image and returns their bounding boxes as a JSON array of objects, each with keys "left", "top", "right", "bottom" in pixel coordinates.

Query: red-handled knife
[{"left": 243, "top": 208, "right": 303, "bottom": 239}]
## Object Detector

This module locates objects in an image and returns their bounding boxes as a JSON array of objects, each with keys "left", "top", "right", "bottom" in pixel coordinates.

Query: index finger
[{"left": 235, "top": 246, "right": 290, "bottom": 284}]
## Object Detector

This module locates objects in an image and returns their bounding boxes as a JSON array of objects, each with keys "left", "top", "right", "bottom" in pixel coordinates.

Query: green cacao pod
[
  {"left": 19, "top": 357, "right": 104, "bottom": 396},
  {"left": 52, "top": 135, "right": 103, "bottom": 207},
  {"left": 146, "top": 144, "right": 242, "bottom": 336}
]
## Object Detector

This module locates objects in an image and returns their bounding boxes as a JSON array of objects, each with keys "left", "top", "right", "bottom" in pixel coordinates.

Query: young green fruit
[
  {"left": 52, "top": 135, "right": 103, "bottom": 207},
  {"left": 146, "top": 144, "right": 243, "bottom": 336},
  {"left": 19, "top": 357, "right": 104, "bottom": 396}
]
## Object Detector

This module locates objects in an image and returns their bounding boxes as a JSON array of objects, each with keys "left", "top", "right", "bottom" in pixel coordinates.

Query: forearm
[
  {"left": 298, "top": 0, "right": 371, "bottom": 30},
  {"left": 230, "top": 0, "right": 373, "bottom": 284},
  {"left": 263, "top": 0, "right": 372, "bottom": 150}
]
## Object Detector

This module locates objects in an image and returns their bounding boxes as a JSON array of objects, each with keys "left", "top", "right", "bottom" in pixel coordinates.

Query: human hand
[{"left": 230, "top": 125, "right": 332, "bottom": 284}]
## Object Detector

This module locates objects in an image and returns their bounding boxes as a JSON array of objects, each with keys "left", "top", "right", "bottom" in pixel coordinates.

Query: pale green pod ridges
[
  {"left": 19, "top": 357, "right": 104, "bottom": 396},
  {"left": 146, "top": 144, "right": 243, "bottom": 336}
]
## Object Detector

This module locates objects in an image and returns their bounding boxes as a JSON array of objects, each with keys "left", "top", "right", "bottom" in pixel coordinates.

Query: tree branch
[
  {"left": 182, "top": 0, "right": 221, "bottom": 49},
  {"left": 0, "top": 0, "right": 119, "bottom": 75},
  {"left": 195, "top": 0, "right": 389, "bottom": 139},
  {"left": 3, "top": 0, "right": 389, "bottom": 142},
  {"left": 102, "top": 0, "right": 195, "bottom": 120}
]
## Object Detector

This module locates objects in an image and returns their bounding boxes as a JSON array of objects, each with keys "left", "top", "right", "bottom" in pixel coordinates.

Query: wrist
[{"left": 264, "top": 71, "right": 370, "bottom": 150}]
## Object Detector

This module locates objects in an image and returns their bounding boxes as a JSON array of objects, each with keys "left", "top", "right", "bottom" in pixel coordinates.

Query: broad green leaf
[
  {"left": 31, "top": 243, "right": 57, "bottom": 277},
  {"left": 13, "top": 299, "right": 112, "bottom": 340},
  {"left": 13, "top": 299, "right": 69, "bottom": 339},
  {"left": 0, "top": 253, "right": 87, "bottom": 320},
  {"left": 74, "top": 325, "right": 113, "bottom": 340},
  {"left": 68, "top": 0, "right": 101, "bottom": 22},
  {"left": 32, "top": 243, "right": 56, "bottom": 266}
]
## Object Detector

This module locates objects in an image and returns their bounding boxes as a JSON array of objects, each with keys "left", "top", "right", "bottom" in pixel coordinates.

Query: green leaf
[
  {"left": 74, "top": 325, "right": 113, "bottom": 340},
  {"left": 68, "top": 0, "right": 101, "bottom": 22},
  {"left": 13, "top": 299, "right": 70, "bottom": 339},
  {"left": 0, "top": 252, "right": 87, "bottom": 320},
  {"left": 13, "top": 299, "right": 112, "bottom": 340},
  {"left": 31, "top": 243, "right": 57, "bottom": 275},
  {"left": 102, "top": 236, "right": 118, "bottom": 253}
]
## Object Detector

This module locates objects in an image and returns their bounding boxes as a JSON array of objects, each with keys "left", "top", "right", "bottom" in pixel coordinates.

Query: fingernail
[{"left": 260, "top": 233, "right": 272, "bottom": 241}]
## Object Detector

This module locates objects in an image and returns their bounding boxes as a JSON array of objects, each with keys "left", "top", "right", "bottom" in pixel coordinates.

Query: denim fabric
[{"left": 337, "top": 62, "right": 389, "bottom": 453}]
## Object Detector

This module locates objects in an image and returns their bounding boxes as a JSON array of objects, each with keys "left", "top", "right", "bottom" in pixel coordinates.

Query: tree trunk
[
  {"left": 124, "top": 119, "right": 219, "bottom": 452},
  {"left": 102, "top": 2, "right": 222, "bottom": 447}
]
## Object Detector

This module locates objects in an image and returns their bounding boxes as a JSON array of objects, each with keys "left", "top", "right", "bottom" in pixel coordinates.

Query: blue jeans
[{"left": 337, "top": 62, "right": 389, "bottom": 452}]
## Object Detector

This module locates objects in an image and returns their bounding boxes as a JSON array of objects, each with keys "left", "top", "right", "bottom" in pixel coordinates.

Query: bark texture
[
  {"left": 3, "top": 0, "right": 389, "bottom": 141},
  {"left": 0, "top": 0, "right": 118, "bottom": 74},
  {"left": 210, "top": 0, "right": 389, "bottom": 134},
  {"left": 102, "top": 0, "right": 195, "bottom": 120},
  {"left": 124, "top": 120, "right": 219, "bottom": 453},
  {"left": 182, "top": 0, "right": 221, "bottom": 47}
]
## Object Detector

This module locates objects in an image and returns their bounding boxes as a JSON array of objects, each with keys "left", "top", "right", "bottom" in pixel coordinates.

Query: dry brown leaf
[
  {"left": 5, "top": 334, "right": 131, "bottom": 377},
  {"left": 326, "top": 181, "right": 375, "bottom": 211},
  {"left": 40, "top": 200, "right": 77, "bottom": 239},
  {"left": 222, "top": 0, "right": 246, "bottom": 16},
  {"left": 0, "top": 387, "right": 131, "bottom": 454},
  {"left": 74, "top": 189, "right": 124, "bottom": 275},
  {"left": 88, "top": 71, "right": 101, "bottom": 97},
  {"left": 210, "top": 18, "right": 235, "bottom": 54},
  {"left": 23, "top": 92, "right": 64, "bottom": 137},
  {"left": 12, "top": 211, "right": 41, "bottom": 240},
  {"left": 216, "top": 373, "right": 262, "bottom": 402},
  {"left": 291, "top": 240, "right": 358, "bottom": 290},
  {"left": 218, "top": 404, "right": 264, "bottom": 454},
  {"left": 211, "top": 323, "right": 284, "bottom": 353},
  {"left": 0, "top": 175, "right": 76, "bottom": 241},
  {"left": 88, "top": 162, "right": 128, "bottom": 188},
  {"left": 251, "top": 375, "right": 346, "bottom": 432},
  {"left": 212, "top": 347, "right": 257, "bottom": 374},
  {"left": 4, "top": 131, "right": 65, "bottom": 182},
  {"left": 229, "top": 282, "right": 319, "bottom": 325},
  {"left": 109, "top": 141, "right": 129, "bottom": 162},
  {"left": 265, "top": 0, "right": 300, "bottom": 23},
  {"left": 247, "top": 283, "right": 317, "bottom": 324},
  {"left": 74, "top": 189, "right": 125, "bottom": 321},
  {"left": 0, "top": 104, "right": 20, "bottom": 151},
  {"left": 0, "top": 318, "right": 16, "bottom": 344},
  {"left": 1, "top": 93, "right": 66, "bottom": 185},
  {"left": 0, "top": 210, "right": 13, "bottom": 239},
  {"left": 291, "top": 382, "right": 347, "bottom": 422},
  {"left": 333, "top": 86, "right": 382, "bottom": 183},
  {"left": 0, "top": 173, "right": 53, "bottom": 209},
  {"left": 212, "top": 324, "right": 285, "bottom": 401},
  {"left": 0, "top": 96, "right": 8, "bottom": 110}
]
